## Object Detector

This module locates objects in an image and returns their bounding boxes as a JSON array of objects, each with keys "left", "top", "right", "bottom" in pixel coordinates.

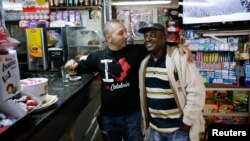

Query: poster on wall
[
  {"left": 116, "top": 7, "right": 180, "bottom": 42},
  {"left": 130, "top": 8, "right": 153, "bottom": 39},
  {"left": 116, "top": 8, "right": 155, "bottom": 40}
]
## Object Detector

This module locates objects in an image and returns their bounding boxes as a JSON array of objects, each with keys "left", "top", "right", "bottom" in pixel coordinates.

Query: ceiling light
[{"left": 112, "top": 1, "right": 172, "bottom": 6}]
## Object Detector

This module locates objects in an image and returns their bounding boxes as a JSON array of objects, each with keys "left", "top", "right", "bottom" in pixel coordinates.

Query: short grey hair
[{"left": 103, "top": 19, "right": 122, "bottom": 36}]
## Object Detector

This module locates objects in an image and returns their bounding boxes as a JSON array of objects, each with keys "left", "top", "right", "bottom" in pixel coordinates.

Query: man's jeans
[
  {"left": 148, "top": 128, "right": 189, "bottom": 141},
  {"left": 97, "top": 112, "right": 143, "bottom": 141}
]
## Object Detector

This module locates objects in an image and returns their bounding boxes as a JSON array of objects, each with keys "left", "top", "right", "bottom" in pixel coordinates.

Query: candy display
[
  {"left": 232, "top": 116, "right": 248, "bottom": 124},
  {"left": 204, "top": 116, "right": 248, "bottom": 126},
  {"left": 49, "top": 10, "right": 82, "bottom": 27},
  {"left": 204, "top": 90, "right": 249, "bottom": 114},
  {"left": 0, "top": 112, "right": 17, "bottom": 134},
  {"left": 7, "top": 95, "right": 39, "bottom": 113},
  {"left": 204, "top": 102, "right": 218, "bottom": 113},
  {"left": 204, "top": 90, "right": 249, "bottom": 132},
  {"left": 218, "top": 103, "right": 234, "bottom": 113},
  {"left": 213, "top": 91, "right": 232, "bottom": 103},
  {"left": 0, "top": 100, "right": 27, "bottom": 134},
  {"left": 205, "top": 90, "right": 215, "bottom": 102},
  {"left": 19, "top": 0, "right": 50, "bottom": 28},
  {"left": 0, "top": 91, "right": 41, "bottom": 134},
  {"left": 232, "top": 91, "right": 249, "bottom": 112}
]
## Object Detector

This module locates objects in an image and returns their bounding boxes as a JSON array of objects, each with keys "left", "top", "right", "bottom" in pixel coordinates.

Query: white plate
[
  {"left": 33, "top": 95, "right": 58, "bottom": 112},
  {"left": 70, "top": 76, "right": 81, "bottom": 81}
]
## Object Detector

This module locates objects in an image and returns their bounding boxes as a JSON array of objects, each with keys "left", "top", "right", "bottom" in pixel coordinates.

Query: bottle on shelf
[
  {"left": 84, "top": 0, "right": 89, "bottom": 6},
  {"left": 67, "top": 0, "right": 73, "bottom": 6},
  {"left": 93, "top": 0, "right": 98, "bottom": 6},
  {"left": 98, "top": 0, "right": 102, "bottom": 6},
  {"left": 53, "top": 0, "right": 59, "bottom": 6},
  {"left": 59, "top": 0, "right": 65, "bottom": 6},
  {"left": 49, "top": 0, "right": 54, "bottom": 6},
  {"left": 79, "top": 0, "right": 84, "bottom": 5},
  {"left": 240, "top": 44, "right": 250, "bottom": 60},
  {"left": 73, "top": 0, "right": 79, "bottom": 6}
]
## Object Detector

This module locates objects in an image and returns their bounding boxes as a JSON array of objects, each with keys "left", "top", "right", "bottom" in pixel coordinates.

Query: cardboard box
[
  {"left": 0, "top": 50, "right": 21, "bottom": 101},
  {"left": 0, "top": 51, "right": 41, "bottom": 134}
]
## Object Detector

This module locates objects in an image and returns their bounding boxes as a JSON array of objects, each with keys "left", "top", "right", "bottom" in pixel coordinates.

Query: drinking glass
[{"left": 61, "top": 66, "right": 69, "bottom": 86}]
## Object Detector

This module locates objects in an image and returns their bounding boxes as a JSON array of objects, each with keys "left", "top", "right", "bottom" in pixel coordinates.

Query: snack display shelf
[
  {"left": 203, "top": 84, "right": 250, "bottom": 123},
  {"left": 206, "top": 86, "right": 250, "bottom": 91},
  {"left": 203, "top": 112, "right": 249, "bottom": 117}
]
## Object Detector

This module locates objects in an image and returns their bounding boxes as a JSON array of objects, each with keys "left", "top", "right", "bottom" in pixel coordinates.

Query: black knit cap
[{"left": 138, "top": 23, "right": 167, "bottom": 36}]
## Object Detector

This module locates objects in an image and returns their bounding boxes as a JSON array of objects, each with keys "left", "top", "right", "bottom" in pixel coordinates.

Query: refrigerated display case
[{"left": 65, "top": 27, "right": 103, "bottom": 60}]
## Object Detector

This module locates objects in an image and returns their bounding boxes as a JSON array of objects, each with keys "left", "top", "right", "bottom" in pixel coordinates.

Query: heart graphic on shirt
[{"left": 109, "top": 58, "right": 131, "bottom": 81}]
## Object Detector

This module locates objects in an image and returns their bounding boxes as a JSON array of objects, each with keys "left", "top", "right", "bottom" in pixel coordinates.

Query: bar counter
[{"left": 0, "top": 74, "right": 101, "bottom": 141}]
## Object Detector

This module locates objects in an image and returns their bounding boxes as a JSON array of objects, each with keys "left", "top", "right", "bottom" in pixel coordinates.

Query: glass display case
[{"left": 65, "top": 27, "right": 103, "bottom": 60}]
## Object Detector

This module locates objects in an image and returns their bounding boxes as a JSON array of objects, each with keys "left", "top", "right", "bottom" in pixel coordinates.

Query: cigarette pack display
[{"left": 244, "top": 64, "right": 250, "bottom": 86}]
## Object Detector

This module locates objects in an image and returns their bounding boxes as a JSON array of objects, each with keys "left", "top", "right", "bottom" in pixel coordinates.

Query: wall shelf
[
  {"left": 194, "top": 30, "right": 250, "bottom": 43},
  {"left": 201, "top": 30, "right": 250, "bottom": 36},
  {"left": 189, "top": 29, "right": 250, "bottom": 125},
  {"left": 205, "top": 84, "right": 250, "bottom": 90},
  {"left": 203, "top": 112, "right": 249, "bottom": 117},
  {"left": 50, "top": 6, "right": 102, "bottom": 10}
]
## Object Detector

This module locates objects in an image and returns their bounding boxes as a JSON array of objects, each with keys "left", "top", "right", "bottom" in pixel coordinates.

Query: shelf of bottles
[{"left": 49, "top": 0, "right": 103, "bottom": 10}]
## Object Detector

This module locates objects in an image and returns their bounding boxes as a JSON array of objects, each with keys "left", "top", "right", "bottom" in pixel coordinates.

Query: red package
[{"left": 0, "top": 21, "right": 20, "bottom": 52}]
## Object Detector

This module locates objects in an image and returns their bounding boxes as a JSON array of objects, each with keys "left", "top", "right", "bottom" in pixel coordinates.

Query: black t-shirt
[{"left": 76, "top": 44, "right": 148, "bottom": 115}]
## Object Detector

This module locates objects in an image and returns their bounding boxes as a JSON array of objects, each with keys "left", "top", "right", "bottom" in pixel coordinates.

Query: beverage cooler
[{"left": 25, "top": 27, "right": 66, "bottom": 72}]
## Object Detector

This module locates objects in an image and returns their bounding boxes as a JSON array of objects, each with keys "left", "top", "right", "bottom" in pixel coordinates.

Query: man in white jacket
[{"left": 138, "top": 23, "right": 206, "bottom": 141}]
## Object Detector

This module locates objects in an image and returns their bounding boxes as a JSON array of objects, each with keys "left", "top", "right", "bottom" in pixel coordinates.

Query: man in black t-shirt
[{"left": 64, "top": 19, "right": 192, "bottom": 141}]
